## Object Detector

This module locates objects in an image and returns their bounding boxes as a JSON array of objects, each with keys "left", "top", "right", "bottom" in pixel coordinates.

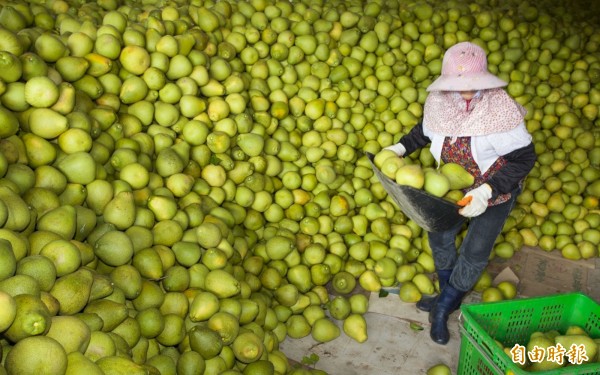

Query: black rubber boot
[
  {"left": 429, "top": 284, "right": 467, "bottom": 345},
  {"left": 416, "top": 269, "right": 452, "bottom": 312}
]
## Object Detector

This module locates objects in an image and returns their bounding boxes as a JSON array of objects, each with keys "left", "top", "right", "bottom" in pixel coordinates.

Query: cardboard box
[{"left": 487, "top": 246, "right": 600, "bottom": 302}]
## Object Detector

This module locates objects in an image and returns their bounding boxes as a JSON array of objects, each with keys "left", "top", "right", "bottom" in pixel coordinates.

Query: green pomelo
[
  {"left": 424, "top": 170, "right": 451, "bottom": 197},
  {"left": 439, "top": 163, "right": 475, "bottom": 190},
  {"left": 395, "top": 164, "right": 425, "bottom": 189}
]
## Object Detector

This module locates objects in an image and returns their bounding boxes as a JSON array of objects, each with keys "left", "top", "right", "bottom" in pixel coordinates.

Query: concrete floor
[{"left": 280, "top": 291, "right": 475, "bottom": 375}]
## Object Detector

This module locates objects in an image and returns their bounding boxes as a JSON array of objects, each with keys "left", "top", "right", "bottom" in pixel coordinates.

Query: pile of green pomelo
[{"left": 0, "top": 0, "right": 599, "bottom": 373}]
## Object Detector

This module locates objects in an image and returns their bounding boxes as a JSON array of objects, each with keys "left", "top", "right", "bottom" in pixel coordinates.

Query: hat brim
[{"left": 426, "top": 72, "right": 508, "bottom": 92}]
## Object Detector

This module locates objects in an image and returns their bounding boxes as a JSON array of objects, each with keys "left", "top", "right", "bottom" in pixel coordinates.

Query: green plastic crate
[{"left": 458, "top": 292, "right": 600, "bottom": 375}]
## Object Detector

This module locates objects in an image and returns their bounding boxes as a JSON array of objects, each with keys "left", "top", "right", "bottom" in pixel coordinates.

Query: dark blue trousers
[{"left": 428, "top": 188, "right": 520, "bottom": 292}]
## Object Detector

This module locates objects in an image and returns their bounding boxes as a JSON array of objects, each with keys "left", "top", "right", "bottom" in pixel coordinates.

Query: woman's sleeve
[
  {"left": 399, "top": 122, "right": 432, "bottom": 155},
  {"left": 486, "top": 142, "right": 537, "bottom": 197}
]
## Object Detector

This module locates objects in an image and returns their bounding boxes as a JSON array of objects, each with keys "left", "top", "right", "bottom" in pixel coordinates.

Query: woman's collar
[{"left": 450, "top": 90, "right": 482, "bottom": 99}]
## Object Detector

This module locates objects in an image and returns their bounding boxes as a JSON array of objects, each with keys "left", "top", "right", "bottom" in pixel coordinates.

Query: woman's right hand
[{"left": 384, "top": 142, "right": 406, "bottom": 156}]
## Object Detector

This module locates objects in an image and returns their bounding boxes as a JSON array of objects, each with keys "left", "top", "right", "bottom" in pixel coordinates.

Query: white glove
[
  {"left": 384, "top": 142, "right": 406, "bottom": 156},
  {"left": 459, "top": 183, "right": 492, "bottom": 218}
]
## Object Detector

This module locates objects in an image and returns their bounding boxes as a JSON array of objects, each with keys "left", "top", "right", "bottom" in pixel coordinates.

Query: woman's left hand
[{"left": 459, "top": 184, "right": 492, "bottom": 217}]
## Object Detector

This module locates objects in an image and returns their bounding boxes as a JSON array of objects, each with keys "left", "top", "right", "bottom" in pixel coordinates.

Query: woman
[{"left": 385, "top": 42, "right": 537, "bottom": 345}]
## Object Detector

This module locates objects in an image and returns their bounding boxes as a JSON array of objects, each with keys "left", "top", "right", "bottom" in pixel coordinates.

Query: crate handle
[
  {"left": 479, "top": 336, "right": 497, "bottom": 359},
  {"left": 459, "top": 326, "right": 505, "bottom": 375},
  {"left": 458, "top": 311, "right": 497, "bottom": 359},
  {"left": 458, "top": 311, "right": 502, "bottom": 360}
]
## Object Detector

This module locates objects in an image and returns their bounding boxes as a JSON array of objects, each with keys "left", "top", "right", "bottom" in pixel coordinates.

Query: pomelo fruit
[
  {"left": 440, "top": 163, "right": 475, "bottom": 189},
  {"left": 395, "top": 164, "right": 425, "bottom": 189},
  {"left": 311, "top": 317, "right": 341, "bottom": 343},
  {"left": 5, "top": 336, "right": 68, "bottom": 375},
  {"left": 343, "top": 313, "right": 368, "bottom": 343},
  {"left": 424, "top": 170, "right": 451, "bottom": 197}
]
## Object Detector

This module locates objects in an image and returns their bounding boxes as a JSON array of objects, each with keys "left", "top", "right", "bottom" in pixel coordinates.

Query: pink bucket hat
[{"left": 426, "top": 42, "right": 508, "bottom": 92}]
